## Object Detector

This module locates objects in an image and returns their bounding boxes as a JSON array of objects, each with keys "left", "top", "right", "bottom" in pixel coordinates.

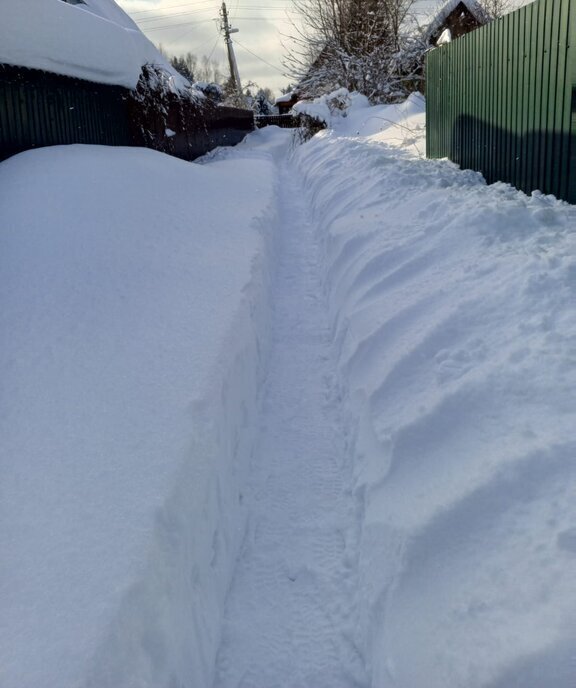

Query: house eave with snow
[
  {"left": 0, "top": 0, "right": 186, "bottom": 90},
  {"left": 425, "top": 0, "right": 489, "bottom": 47}
]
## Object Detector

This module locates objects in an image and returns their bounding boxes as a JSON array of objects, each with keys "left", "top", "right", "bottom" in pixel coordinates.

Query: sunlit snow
[{"left": 1, "top": 93, "right": 575, "bottom": 688}]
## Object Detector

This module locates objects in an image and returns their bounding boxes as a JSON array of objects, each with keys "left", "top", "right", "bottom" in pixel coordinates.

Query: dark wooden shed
[{"left": 425, "top": 0, "right": 489, "bottom": 47}]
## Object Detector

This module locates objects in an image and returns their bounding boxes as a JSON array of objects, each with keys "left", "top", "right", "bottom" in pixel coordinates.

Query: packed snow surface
[
  {"left": 0, "top": 0, "right": 187, "bottom": 89},
  {"left": 1, "top": 91, "right": 576, "bottom": 688}
]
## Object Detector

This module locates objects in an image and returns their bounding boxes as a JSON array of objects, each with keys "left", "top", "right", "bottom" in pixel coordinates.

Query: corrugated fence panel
[
  {"left": 0, "top": 65, "right": 132, "bottom": 160},
  {"left": 0, "top": 65, "right": 255, "bottom": 163},
  {"left": 426, "top": 0, "right": 576, "bottom": 204},
  {"left": 569, "top": 0, "right": 576, "bottom": 203}
]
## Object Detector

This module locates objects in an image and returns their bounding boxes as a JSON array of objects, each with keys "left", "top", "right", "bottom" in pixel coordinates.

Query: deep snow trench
[{"left": 214, "top": 159, "right": 367, "bottom": 687}]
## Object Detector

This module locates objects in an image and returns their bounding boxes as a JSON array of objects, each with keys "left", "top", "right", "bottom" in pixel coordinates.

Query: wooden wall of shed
[{"left": 429, "top": 2, "right": 486, "bottom": 45}]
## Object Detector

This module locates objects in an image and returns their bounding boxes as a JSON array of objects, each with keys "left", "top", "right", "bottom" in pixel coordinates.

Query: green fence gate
[{"left": 426, "top": 0, "right": 576, "bottom": 204}]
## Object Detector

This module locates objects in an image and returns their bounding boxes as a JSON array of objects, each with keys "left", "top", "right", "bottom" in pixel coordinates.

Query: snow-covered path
[
  {"left": 3, "top": 94, "right": 576, "bottom": 688},
  {"left": 214, "top": 158, "right": 367, "bottom": 688}
]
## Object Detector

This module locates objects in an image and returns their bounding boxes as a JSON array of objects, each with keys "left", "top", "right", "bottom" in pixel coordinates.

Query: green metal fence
[
  {"left": 0, "top": 66, "right": 132, "bottom": 161},
  {"left": 426, "top": 0, "right": 576, "bottom": 204},
  {"left": 0, "top": 65, "right": 255, "bottom": 163}
]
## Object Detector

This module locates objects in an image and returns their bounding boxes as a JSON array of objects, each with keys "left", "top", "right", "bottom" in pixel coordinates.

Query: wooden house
[
  {"left": 275, "top": 92, "right": 300, "bottom": 115},
  {"left": 425, "top": 0, "right": 489, "bottom": 47}
]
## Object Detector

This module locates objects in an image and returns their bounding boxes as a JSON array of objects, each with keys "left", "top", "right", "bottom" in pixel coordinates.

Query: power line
[
  {"left": 231, "top": 0, "right": 241, "bottom": 23},
  {"left": 170, "top": 25, "right": 220, "bottom": 51},
  {"left": 135, "top": 6, "right": 290, "bottom": 27},
  {"left": 136, "top": 7, "right": 290, "bottom": 24},
  {"left": 234, "top": 39, "right": 286, "bottom": 74},
  {"left": 206, "top": 34, "right": 222, "bottom": 60},
  {"left": 130, "top": 1, "right": 215, "bottom": 15},
  {"left": 139, "top": 11, "right": 289, "bottom": 31},
  {"left": 141, "top": 17, "right": 216, "bottom": 31},
  {"left": 230, "top": 16, "right": 287, "bottom": 20},
  {"left": 131, "top": 1, "right": 290, "bottom": 19},
  {"left": 137, "top": 9, "right": 219, "bottom": 23}
]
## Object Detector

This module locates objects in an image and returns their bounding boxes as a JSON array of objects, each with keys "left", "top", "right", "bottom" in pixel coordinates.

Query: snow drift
[
  {"left": 292, "top": 92, "right": 576, "bottom": 687},
  {"left": 0, "top": 144, "right": 277, "bottom": 688}
]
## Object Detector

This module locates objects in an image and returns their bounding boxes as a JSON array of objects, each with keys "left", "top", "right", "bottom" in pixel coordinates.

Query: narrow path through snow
[{"left": 213, "top": 154, "right": 367, "bottom": 688}]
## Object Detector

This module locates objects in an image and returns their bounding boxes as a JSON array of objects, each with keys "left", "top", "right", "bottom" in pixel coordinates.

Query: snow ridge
[{"left": 294, "top": 126, "right": 576, "bottom": 687}]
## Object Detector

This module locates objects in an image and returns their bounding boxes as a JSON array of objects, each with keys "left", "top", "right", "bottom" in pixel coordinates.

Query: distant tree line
[
  {"left": 170, "top": 52, "right": 224, "bottom": 85},
  {"left": 161, "top": 46, "right": 277, "bottom": 114}
]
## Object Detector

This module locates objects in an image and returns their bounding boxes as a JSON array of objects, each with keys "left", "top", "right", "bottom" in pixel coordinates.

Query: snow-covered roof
[
  {"left": 275, "top": 92, "right": 297, "bottom": 104},
  {"left": 423, "top": 0, "right": 488, "bottom": 41},
  {"left": 0, "top": 0, "right": 188, "bottom": 90}
]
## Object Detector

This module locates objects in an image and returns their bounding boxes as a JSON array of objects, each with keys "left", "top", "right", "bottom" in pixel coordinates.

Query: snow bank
[
  {"left": 0, "top": 0, "right": 187, "bottom": 90},
  {"left": 293, "top": 89, "right": 426, "bottom": 158},
  {"left": 293, "top": 88, "right": 371, "bottom": 127},
  {"left": 293, "top": 98, "right": 576, "bottom": 687},
  {"left": 0, "top": 143, "right": 278, "bottom": 688},
  {"left": 340, "top": 91, "right": 426, "bottom": 147}
]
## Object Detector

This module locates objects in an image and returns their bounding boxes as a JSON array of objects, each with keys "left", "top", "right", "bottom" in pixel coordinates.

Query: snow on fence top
[{"left": 0, "top": 0, "right": 187, "bottom": 90}]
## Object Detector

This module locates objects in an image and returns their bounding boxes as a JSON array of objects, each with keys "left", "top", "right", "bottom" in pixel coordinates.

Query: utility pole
[{"left": 220, "top": 2, "right": 243, "bottom": 104}]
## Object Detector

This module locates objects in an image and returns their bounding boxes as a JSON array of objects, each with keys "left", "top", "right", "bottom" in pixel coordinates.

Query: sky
[
  {"left": 117, "top": 0, "right": 297, "bottom": 96},
  {"left": 116, "top": 0, "right": 531, "bottom": 98}
]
